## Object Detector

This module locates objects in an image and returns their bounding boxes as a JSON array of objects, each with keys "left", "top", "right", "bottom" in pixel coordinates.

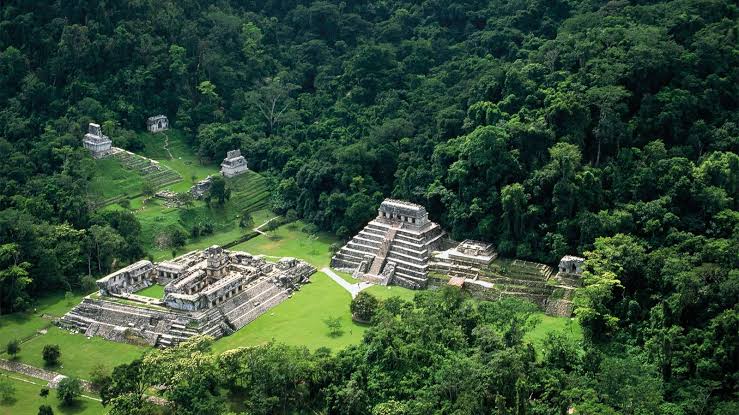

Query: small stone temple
[
  {"left": 190, "top": 176, "right": 213, "bottom": 199},
  {"left": 147, "top": 115, "right": 169, "bottom": 133},
  {"left": 82, "top": 122, "right": 113, "bottom": 158},
  {"left": 331, "top": 199, "right": 445, "bottom": 288},
  {"left": 60, "top": 245, "right": 314, "bottom": 348},
  {"left": 220, "top": 149, "right": 249, "bottom": 177},
  {"left": 429, "top": 240, "right": 497, "bottom": 279}
]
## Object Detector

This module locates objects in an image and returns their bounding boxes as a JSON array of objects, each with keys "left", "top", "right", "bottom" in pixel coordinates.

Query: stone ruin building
[
  {"left": 331, "top": 199, "right": 445, "bottom": 289},
  {"left": 545, "top": 255, "right": 585, "bottom": 316},
  {"left": 60, "top": 245, "right": 315, "bottom": 348},
  {"left": 82, "top": 122, "right": 113, "bottom": 158},
  {"left": 147, "top": 115, "right": 169, "bottom": 133},
  {"left": 220, "top": 149, "right": 249, "bottom": 178},
  {"left": 430, "top": 240, "right": 497, "bottom": 279},
  {"left": 334, "top": 198, "right": 586, "bottom": 317},
  {"left": 190, "top": 176, "right": 213, "bottom": 199}
]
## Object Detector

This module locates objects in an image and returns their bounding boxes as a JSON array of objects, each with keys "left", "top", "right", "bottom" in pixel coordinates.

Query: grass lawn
[
  {"left": 212, "top": 271, "right": 366, "bottom": 353},
  {"left": 135, "top": 284, "right": 165, "bottom": 299},
  {"left": 525, "top": 314, "right": 583, "bottom": 355},
  {"left": 232, "top": 221, "right": 338, "bottom": 268},
  {"left": 88, "top": 157, "right": 146, "bottom": 202},
  {"left": 0, "top": 292, "right": 87, "bottom": 344},
  {"left": 13, "top": 327, "right": 148, "bottom": 379},
  {"left": 0, "top": 370, "right": 104, "bottom": 415},
  {"left": 140, "top": 129, "right": 217, "bottom": 187}
]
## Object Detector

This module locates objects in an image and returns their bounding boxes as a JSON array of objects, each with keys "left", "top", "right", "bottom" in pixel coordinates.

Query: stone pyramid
[{"left": 331, "top": 199, "right": 445, "bottom": 288}]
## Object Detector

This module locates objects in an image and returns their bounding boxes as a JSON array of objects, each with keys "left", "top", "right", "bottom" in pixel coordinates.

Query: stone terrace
[
  {"left": 331, "top": 199, "right": 445, "bottom": 289},
  {"left": 59, "top": 246, "right": 315, "bottom": 348}
]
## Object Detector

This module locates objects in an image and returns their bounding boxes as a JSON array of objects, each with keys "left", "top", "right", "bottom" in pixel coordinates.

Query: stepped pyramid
[{"left": 331, "top": 199, "right": 445, "bottom": 289}]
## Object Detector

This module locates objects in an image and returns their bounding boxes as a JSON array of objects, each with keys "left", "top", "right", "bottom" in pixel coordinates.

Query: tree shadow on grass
[
  {"left": 58, "top": 399, "right": 96, "bottom": 415},
  {"left": 0, "top": 396, "right": 18, "bottom": 406}
]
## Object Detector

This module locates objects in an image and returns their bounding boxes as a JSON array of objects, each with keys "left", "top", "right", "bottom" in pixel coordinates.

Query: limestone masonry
[
  {"left": 82, "top": 122, "right": 113, "bottom": 158},
  {"left": 220, "top": 149, "right": 249, "bottom": 177},
  {"left": 334, "top": 198, "right": 585, "bottom": 316},
  {"left": 331, "top": 199, "right": 446, "bottom": 289},
  {"left": 147, "top": 115, "right": 169, "bottom": 133},
  {"left": 60, "top": 246, "right": 315, "bottom": 348}
]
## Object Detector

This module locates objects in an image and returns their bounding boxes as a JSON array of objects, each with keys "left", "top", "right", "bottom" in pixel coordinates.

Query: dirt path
[
  {"left": 253, "top": 217, "right": 279, "bottom": 235},
  {"left": 162, "top": 132, "right": 174, "bottom": 160},
  {"left": 321, "top": 267, "right": 373, "bottom": 298}
]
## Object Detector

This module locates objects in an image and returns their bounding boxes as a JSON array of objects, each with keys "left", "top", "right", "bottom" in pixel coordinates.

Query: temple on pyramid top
[
  {"left": 82, "top": 122, "right": 113, "bottom": 158},
  {"left": 331, "top": 199, "right": 445, "bottom": 289}
]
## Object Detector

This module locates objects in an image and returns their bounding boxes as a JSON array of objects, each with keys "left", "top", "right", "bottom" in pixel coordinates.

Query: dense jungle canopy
[{"left": 0, "top": 0, "right": 736, "bottom": 414}]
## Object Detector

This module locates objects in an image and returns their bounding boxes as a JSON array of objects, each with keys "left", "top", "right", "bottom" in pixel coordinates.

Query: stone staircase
[{"left": 368, "top": 225, "right": 399, "bottom": 275}]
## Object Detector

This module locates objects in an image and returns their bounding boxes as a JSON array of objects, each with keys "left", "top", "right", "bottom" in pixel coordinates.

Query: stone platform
[
  {"left": 331, "top": 199, "right": 445, "bottom": 289},
  {"left": 59, "top": 246, "right": 315, "bottom": 348}
]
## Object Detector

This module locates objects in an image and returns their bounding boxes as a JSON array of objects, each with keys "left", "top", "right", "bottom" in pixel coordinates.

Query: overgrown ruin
[
  {"left": 220, "top": 149, "right": 249, "bottom": 177},
  {"left": 60, "top": 246, "right": 315, "bottom": 348},
  {"left": 82, "top": 122, "right": 113, "bottom": 158},
  {"left": 334, "top": 198, "right": 585, "bottom": 316}
]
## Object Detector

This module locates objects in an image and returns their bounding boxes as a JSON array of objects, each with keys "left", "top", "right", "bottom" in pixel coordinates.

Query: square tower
[{"left": 82, "top": 122, "right": 113, "bottom": 158}]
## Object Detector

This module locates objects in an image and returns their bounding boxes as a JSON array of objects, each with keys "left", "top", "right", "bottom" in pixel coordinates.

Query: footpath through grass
[
  {"left": 0, "top": 370, "right": 103, "bottom": 415},
  {"left": 12, "top": 326, "right": 148, "bottom": 379}
]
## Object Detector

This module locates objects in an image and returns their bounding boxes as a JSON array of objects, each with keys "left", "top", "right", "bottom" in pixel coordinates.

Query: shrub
[
  {"left": 42, "top": 344, "right": 61, "bottom": 366},
  {"left": 6, "top": 339, "right": 20, "bottom": 359},
  {"left": 89, "top": 364, "right": 111, "bottom": 391},
  {"left": 0, "top": 376, "right": 15, "bottom": 403},
  {"left": 38, "top": 404, "right": 54, "bottom": 415},
  {"left": 350, "top": 292, "right": 380, "bottom": 323},
  {"left": 57, "top": 377, "right": 81, "bottom": 406},
  {"left": 39, "top": 386, "right": 49, "bottom": 398}
]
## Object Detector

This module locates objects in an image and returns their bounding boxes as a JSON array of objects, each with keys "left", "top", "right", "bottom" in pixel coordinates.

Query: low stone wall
[{"left": 0, "top": 359, "right": 94, "bottom": 392}]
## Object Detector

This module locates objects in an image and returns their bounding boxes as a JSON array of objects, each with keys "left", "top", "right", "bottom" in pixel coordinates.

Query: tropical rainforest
[{"left": 0, "top": 0, "right": 736, "bottom": 414}]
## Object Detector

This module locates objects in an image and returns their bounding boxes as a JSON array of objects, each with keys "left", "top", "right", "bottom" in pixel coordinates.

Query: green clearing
[
  {"left": 103, "top": 172, "right": 271, "bottom": 260},
  {"left": 0, "top": 370, "right": 103, "bottom": 415},
  {"left": 212, "top": 271, "right": 366, "bottom": 353},
  {"left": 140, "top": 129, "right": 217, "bottom": 190},
  {"left": 231, "top": 221, "right": 337, "bottom": 268},
  {"left": 0, "top": 292, "right": 86, "bottom": 343},
  {"left": 135, "top": 284, "right": 165, "bottom": 299},
  {"left": 525, "top": 314, "right": 583, "bottom": 355},
  {"left": 88, "top": 157, "right": 146, "bottom": 202},
  {"left": 12, "top": 326, "right": 148, "bottom": 379}
]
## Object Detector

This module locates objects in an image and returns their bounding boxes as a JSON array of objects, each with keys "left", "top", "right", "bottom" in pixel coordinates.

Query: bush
[
  {"left": 6, "top": 339, "right": 20, "bottom": 358},
  {"left": 350, "top": 292, "right": 380, "bottom": 323},
  {"left": 323, "top": 316, "right": 343, "bottom": 337},
  {"left": 39, "top": 386, "right": 49, "bottom": 398},
  {"left": 0, "top": 376, "right": 15, "bottom": 403},
  {"left": 42, "top": 344, "right": 61, "bottom": 366},
  {"left": 57, "top": 377, "right": 81, "bottom": 406},
  {"left": 80, "top": 275, "right": 97, "bottom": 293},
  {"left": 89, "top": 364, "right": 111, "bottom": 391},
  {"left": 38, "top": 404, "right": 54, "bottom": 415}
]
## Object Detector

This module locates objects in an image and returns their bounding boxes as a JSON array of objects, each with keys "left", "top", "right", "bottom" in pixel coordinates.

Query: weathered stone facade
[
  {"left": 331, "top": 199, "right": 445, "bottom": 289},
  {"left": 190, "top": 176, "right": 213, "bottom": 199},
  {"left": 82, "top": 122, "right": 113, "bottom": 158},
  {"left": 61, "top": 245, "right": 315, "bottom": 348},
  {"left": 147, "top": 115, "right": 169, "bottom": 133},
  {"left": 220, "top": 149, "right": 249, "bottom": 177},
  {"left": 430, "top": 240, "right": 497, "bottom": 279}
]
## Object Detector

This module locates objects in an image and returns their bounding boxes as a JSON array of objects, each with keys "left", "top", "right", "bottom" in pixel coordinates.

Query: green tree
[
  {"left": 42, "top": 344, "right": 61, "bottom": 366},
  {"left": 350, "top": 292, "right": 379, "bottom": 323},
  {"left": 57, "top": 377, "right": 81, "bottom": 406},
  {"left": 38, "top": 405, "right": 54, "bottom": 415},
  {"left": 0, "top": 375, "right": 15, "bottom": 403},
  {"left": 323, "top": 316, "right": 343, "bottom": 337},
  {"left": 6, "top": 339, "right": 20, "bottom": 359}
]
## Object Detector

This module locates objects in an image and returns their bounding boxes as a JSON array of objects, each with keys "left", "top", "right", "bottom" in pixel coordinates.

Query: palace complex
[{"left": 60, "top": 246, "right": 314, "bottom": 348}]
